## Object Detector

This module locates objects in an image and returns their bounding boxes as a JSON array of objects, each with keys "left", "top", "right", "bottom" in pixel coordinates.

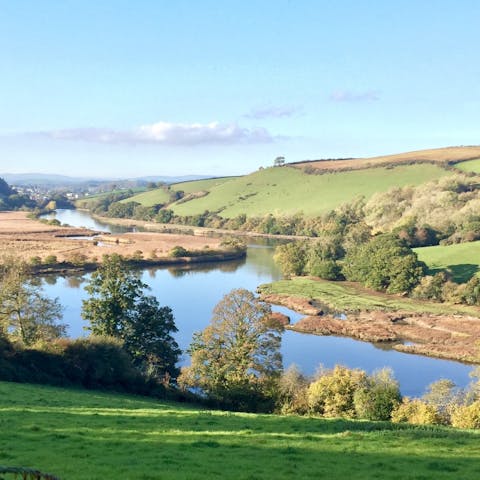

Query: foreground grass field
[
  {"left": 258, "top": 277, "right": 480, "bottom": 316},
  {"left": 414, "top": 241, "right": 480, "bottom": 283},
  {"left": 1, "top": 382, "right": 480, "bottom": 480},
  {"left": 169, "top": 164, "right": 448, "bottom": 218}
]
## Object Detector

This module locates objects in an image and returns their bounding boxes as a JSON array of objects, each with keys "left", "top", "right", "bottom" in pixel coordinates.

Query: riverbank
[
  {"left": 0, "top": 211, "right": 246, "bottom": 273},
  {"left": 258, "top": 277, "right": 480, "bottom": 363},
  {"left": 88, "top": 212, "right": 311, "bottom": 240}
]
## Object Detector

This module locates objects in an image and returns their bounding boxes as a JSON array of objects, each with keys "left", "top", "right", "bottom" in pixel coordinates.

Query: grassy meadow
[
  {"left": 455, "top": 158, "right": 480, "bottom": 173},
  {"left": 1, "top": 381, "right": 480, "bottom": 480},
  {"left": 169, "top": 164, "right": 448, "bottom": 218},
  {"left": 414, "top": 241, "right": 480, "bottom": 283},
  {"left": 258, "top": 277, "right": 480, "bottom": 316},
  {"left": 126, "top": 177, "right": 234, "bottom": 207}
]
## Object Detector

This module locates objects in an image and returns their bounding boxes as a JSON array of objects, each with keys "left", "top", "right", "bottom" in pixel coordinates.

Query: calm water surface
[{"left": 40, "top": 209, "right": 476, "bottom": 397}]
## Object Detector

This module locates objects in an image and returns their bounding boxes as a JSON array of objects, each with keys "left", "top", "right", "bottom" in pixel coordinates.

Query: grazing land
[
  {"left": 169, "top": 164, "right": 448, "bottom": 218},
  {"left": 1, "top": 382, "right": 479, "bottom": 480},
  {"left": 125, "top": 177, "right": 233, "bottom": 207},
  {"left": 455, "top": 158, "right": 480, "bottom": 173},
  {"left": 0, "top": 212, "right": 242, "bottom": 270},
  {"left": 258, "top": 278, "right": 480, "bottom": 362},
  {"left": 293, "top": 146, "right": 480, "bottom": 172},
  {"left": 414, "top": 241, "right": 480, "bottom": 283}
]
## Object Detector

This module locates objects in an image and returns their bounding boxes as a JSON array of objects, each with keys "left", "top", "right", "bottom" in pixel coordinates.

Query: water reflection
[{"left": 37, "top": 209, "right": 476, "bottom": 397}]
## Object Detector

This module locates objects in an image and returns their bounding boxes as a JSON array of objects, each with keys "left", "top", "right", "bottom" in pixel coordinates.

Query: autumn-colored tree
[
  {"left": 0, "top": 259, "right": 65, "bottom": 346},
  {"left": 179, "top": 289, "right": 283, "bottom": 411}
]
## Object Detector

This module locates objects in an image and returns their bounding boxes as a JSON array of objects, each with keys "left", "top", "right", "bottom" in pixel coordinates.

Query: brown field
[
  {"left": 292, "top": 145, "right": 480, "bottom": 172},
  {"left": 0, "top": 212, "right": 226, "bottom": 266}
]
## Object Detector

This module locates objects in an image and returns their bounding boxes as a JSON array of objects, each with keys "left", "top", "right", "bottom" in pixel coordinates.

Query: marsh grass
[
  {"left": 259, "top": 278, "right": 480, "bottom": 316},
  {"left": 1, "top": 382, "right": 479, "bottom": 479}
]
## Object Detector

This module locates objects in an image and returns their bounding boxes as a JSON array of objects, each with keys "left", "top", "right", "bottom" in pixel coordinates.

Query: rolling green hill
[
  {"left": 125, "top": 177, "right": 233, "bottom": 206},
  {"left": 414, "top": 241, "right": 480, "bottom": 283},
  {"left": 1, "top": 381, "right": 479, "bottom": 480},
  {"left": 170, "top": 164, "right": 449, "bottom": 218}
]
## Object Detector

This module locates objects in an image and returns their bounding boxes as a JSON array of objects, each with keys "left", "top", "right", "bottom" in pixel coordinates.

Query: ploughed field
[{"left": 1, "top": 381, "right": 479, "bottom": 480}]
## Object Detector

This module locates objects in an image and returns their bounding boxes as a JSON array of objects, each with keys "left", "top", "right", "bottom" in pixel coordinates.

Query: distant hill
[{"left": 1, "top": 173, "right": 215, "bottom": 187}]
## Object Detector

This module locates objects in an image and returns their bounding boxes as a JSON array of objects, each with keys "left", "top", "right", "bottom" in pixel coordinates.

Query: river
[{"left": 41, "top": 209, "right": 476, "bottom": 397}]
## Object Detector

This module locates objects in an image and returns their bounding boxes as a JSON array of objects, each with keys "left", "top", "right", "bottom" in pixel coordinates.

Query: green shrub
[
  {"left": 354, "top": 368, "right": 401, "bottom": 421},
  {"left": 29, "top": 256, "right": 42, "bottom": 266},
  {"left": 43, "top": 255, "right": 58, "bottom": 265},
  {"left": 451, "top": 401, "right": 480, "bottom": 429},
  {"left": 169, "top": 245, "right": 189, "bottom": 257},
  {"left": 391, "top": 398, "right": 442, "bottom": 425},
  {"left": 307, "top": 365, "right": 366, "bottom": 418}
]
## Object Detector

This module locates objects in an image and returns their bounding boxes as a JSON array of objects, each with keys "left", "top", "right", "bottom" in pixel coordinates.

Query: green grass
[
  {"left": 120, "top": 187, "right": 171, "bottom": 205},
  {"left": 126, "top": 177, "right": 234, "bottom": 207},
  {"left": 258, "top": 277, "right": 480, "bottom": 316},
  {"left": 170, "top": 164, "right": 449, "bottom": 218},
  {"left": 414, "top": 241, "right": 480, "bottom": 283},
  {"left": 1, "top": 382, "right": 479, "bottom": 480},
  {"left": 455, "top": 158, "right": 480, "bottom": 173}
]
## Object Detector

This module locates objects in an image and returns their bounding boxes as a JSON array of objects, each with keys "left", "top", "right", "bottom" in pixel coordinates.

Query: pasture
[
  {"left": 169, "top": 164, "right": 449, "bottom": 218},
  {"left": 1, "top": 381, "right": 479, "bottom": 480},
  {"left": 414, "top": 241, "right": 480, "bottom": 283}
]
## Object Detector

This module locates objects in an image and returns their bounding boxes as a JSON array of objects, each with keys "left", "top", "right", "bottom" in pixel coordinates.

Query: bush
[
  {"left": 451, "top": 401, "right": 480, "bottom": 429},
  {"left": 43, "top": 255, "right": 58, "bottom": 265},
  {"left": 169, "top": 246, "right": 189, "bottom": 258},
  {"left": 307, "top": 365, "right": 366, "bottom": 418},
  {"left": 277, "top": 364, "right": 310, "bottom": 414},
  {"left": 353, "top": 368, "right": 401, "bottom": 421},
  {"left": 29, "top": 256, "right": 42, "bottom": 266},
  {"left": 391, "top": 398, "right": 442, "bottom": 425}
]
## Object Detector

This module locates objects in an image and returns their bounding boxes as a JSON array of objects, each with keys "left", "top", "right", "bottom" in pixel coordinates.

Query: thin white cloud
[
  {"left": 244, "top": 105, "right": 301, "bottom": 119},
  {"left": 330, "top": 90, "right": 380, "bottom": 102},
  {"left": 36, "top": 121, "right": 277, "bottom": 146}
]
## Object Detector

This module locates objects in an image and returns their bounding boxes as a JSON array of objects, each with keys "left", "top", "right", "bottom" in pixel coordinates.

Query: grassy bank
[
  {"left": 1, "top": 382, "right": 479, "bottom": 480},
  {"left": 414, "top": 241, "right": 480, "bottom": 282},
  {"left": 258, "top": 277, "right": 480, "bottom": 316}
]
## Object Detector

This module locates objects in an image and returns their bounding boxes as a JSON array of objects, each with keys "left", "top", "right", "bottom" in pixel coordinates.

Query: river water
[{"left": 41, "top": 209, "right": 476, "bottom": 397}]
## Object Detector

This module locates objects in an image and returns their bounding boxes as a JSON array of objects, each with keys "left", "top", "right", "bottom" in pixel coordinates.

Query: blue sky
[{"left": 1, "top": 0, "right": 479, "bottom": 177}]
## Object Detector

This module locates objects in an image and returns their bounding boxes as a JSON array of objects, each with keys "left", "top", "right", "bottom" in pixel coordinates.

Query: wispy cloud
[
  {"left": 330, "top": 90, "right": 380, "bottom": 102},
  {"left": 35, "top": 121, "right": 277, "bottom": 146},
  {"left": 244, "top": 105, "right": 301, "bottom": 120}
]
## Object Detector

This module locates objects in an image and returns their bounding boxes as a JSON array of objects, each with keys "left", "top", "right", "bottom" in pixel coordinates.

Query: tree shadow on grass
[{"left": 429, "top": 264, "right": 479, "bottom": 283}]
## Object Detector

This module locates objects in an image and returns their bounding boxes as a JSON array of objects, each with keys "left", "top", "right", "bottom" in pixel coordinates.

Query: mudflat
[{"left": 0, "top": 211, "right": 231, "bottom": 265}]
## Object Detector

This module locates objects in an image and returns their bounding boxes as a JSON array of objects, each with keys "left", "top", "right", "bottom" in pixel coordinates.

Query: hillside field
[
  {"left": 169, "top": 164, "right": 448, "bottom": 218},
  {"left": 414, "top": 241, "right": 480, "bottom": 283},
  {"left": 456, "top": 158, "right": 480, "bottom": 174},
  {"left": 125, "top": 177, "right": 233, "bottom": 206},
  {"left": 1, "top": 382, "right": 480, "bottom": 480},
  {"left": 294, "top": 146, "right": 480, "bottom": 172}
]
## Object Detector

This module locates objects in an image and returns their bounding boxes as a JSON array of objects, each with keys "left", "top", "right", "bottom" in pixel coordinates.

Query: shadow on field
[{"left": 429, "top": 263, "right": 479, "bottom": 283}]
